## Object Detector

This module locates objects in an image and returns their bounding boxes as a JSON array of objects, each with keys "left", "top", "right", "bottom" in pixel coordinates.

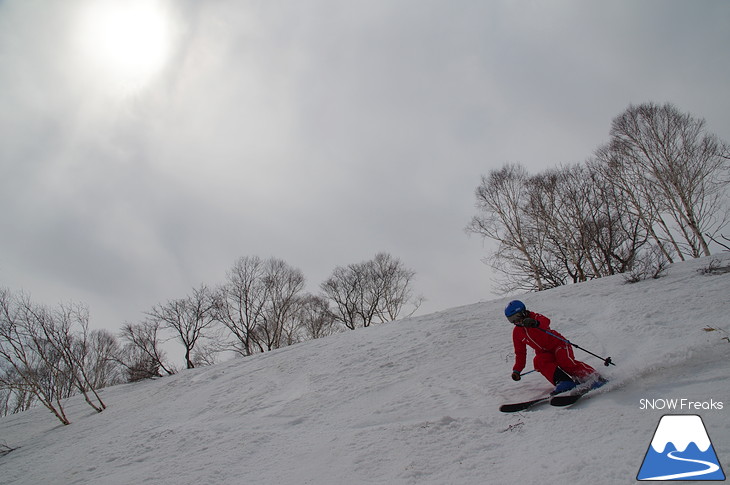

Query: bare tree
[
  {"left": 217, "top": 257, "right": 306, "bottom": 355},
  {"left": 525, "top": 167, "right": 590, "bottom": 285},
  {"left": 707, "top": 233, "right": 730, "bottom": 251},
  {"left": 147, "top": 284, "right": 218, "bottom": 370},
  {"left": 0, "top": 366, "right": 36, "bottom": 416},
  {"left": 594, "top": 142, "right": 679, "bottom": 263},
  {"left": 608, "top": 102, "right": 730, "bottom": 258},
  {"left": 190, "top": 341, "right": 222, "bottom": 367},
  {"left": 0, "top": 291, "right": 113, "bottom": 422},
  {"left": 321, "top": 253, "right": 420, "bottom": 329},
  {"left": 370, "top": 252, "right": 422, "bottom": 321},
  {"left": 0, "top": 289, "right": 70, "bottom": 424},
  {"left": 297, "top": 294, "right": 338, "bottom": 340},
  {"left": 84, "top": 329, "right": 124, "bottom": 390},
  {"left": 119, "top": 319, "right": 176, "bottom": 381},
  {"left": 321, "top": 263, "right": 364, "bottom": 330},
  {"left": 468, "top": 104, "right": 728, "bottom": 292},
  {"left": 44, "top": 302, "right": 107, "bottom": 413},
  {"left": 584, "top": 158, "right": 649, "bottom": 275},
  {"left": 217, "top": 256, "right": 269, "bottom": 357},
  {"left": 525, "top": 163, "right": 648, "bottom": 283},
  {"left": 254, "top": 259, "right": 306, "bottom": 351},
  {"left": 467, "top": 164, "right": 549, "bottom": 292}
]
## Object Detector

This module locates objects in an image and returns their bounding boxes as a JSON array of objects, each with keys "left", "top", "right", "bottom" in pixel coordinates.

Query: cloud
[{"left": 1, "top": 0, "right": 728, "bottom": 330}]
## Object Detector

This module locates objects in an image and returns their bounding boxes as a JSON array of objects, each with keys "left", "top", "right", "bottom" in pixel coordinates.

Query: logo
[{"left": 637, "top": 415, "right": 725, "bottom": 481}]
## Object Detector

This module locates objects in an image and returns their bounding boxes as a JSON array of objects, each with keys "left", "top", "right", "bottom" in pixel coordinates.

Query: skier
[{"left": 505, "top": 300, "right": 605, "bottom": 395}]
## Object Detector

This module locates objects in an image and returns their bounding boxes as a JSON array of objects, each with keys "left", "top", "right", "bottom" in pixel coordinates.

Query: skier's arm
[{"left": 512, "top": 329, "right": 527, "bottom": 373}]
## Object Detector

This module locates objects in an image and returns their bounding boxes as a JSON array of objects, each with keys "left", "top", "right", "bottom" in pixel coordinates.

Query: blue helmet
[{"left": 504, "top": 300, "right": 526, "bottom": 318}]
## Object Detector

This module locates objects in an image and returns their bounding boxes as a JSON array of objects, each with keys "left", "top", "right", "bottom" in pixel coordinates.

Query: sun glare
[{"left": 76, "top": 0, "right": 172, "bottom": 91}]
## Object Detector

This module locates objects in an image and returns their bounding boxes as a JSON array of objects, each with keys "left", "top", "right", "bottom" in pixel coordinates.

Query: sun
[{"left": 75, "top": 0, "right": 173, "bottom": 91}]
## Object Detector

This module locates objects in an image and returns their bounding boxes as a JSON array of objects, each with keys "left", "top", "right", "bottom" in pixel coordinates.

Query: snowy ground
[{"left": 2, "top": 254, "right": 729, "bottom": 484}]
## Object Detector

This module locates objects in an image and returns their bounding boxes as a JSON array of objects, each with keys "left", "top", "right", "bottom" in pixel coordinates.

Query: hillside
[{"left": 2, "top": 254, "right": 729, "bottom": 484}]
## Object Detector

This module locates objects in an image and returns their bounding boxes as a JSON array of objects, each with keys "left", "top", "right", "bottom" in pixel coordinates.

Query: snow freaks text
[{"left": 639, "top": 398, "right": 724, "bottom": 411}]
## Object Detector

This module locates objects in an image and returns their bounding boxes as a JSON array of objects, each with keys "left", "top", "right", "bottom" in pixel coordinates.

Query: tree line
[
  {"left": 468, "top": 102, "right": 730, "bottom": 292},
  {"left": 0, "top": 252, "right": 421, "bottom": 423}
]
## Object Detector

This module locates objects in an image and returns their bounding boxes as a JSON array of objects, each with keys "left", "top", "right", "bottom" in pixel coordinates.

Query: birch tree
[
  {"left": 119, "top": 319, "right": 176, "bottom": 380},
  {"left": 0, "top": 290, "right": 109, "bottom": 423},
  {"left": 218, "top": 256, "right": 268, "bottom": 357},
  {"left": 321, "top": 253, "right": 420, "bottom": 329},
  {"left": 218, "top": 256, "right": 306, "bottom": 355},
  {"left": 256, "top": 259, "right": 305, "bottom": 351},
  {"left": 608, "top": 102, "right": 729, "bottom": 258},
  {"left": 467, "top": 164, "right": 548, "bottom": 292},
  {"left": 147, "top": 284, "right": 218, "bottom": 369}
]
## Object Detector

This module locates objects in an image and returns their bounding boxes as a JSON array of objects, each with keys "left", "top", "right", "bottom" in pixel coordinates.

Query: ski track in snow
[{"left": 1, "top": 254, "right": 729, "bottom": 484}]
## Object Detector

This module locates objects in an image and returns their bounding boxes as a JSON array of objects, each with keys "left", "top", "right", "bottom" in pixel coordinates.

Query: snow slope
[{"left": 2, "top": 254, "right": 729, "bottom": 484}]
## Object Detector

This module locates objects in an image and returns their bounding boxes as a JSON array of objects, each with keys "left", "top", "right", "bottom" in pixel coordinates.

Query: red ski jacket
[{"left": 512, "top": 311, "right": 570, "bottom": 373}]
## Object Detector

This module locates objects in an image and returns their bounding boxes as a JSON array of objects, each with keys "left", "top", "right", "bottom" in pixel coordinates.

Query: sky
[{"left": 1, "top": 0, "right": 729, "bottom": 334}]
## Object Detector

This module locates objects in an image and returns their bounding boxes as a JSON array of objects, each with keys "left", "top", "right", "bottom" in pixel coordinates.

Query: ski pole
[
  {"left": 534, "top": 327, "right": 615, "bottom": 367},
  {"left": 520, "top": 370, "right": 537, "bottom": 377}
]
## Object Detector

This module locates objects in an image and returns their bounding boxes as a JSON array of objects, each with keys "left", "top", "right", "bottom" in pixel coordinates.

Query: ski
[
  {"left": 499, "top": 396, "right": 550, "bottom": 413},
  {"left": 550, "top": 392, "right": 586, "bottom": 407},
  {"left": 501, "top": 379, "right": 608, "bottom": 412}
]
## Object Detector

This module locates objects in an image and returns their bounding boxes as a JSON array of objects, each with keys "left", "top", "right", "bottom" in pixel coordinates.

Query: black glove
[
  {"left": 522, "top": 317, "right": 538, "bottom": 328},
  {"left": 511, "top": 371, "right": 521, "bottom": 381}
]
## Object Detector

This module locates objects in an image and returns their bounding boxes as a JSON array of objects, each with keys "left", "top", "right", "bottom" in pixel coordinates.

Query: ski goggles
[{"left": 507, "top": 312, "right": 526, "bottom": 324}]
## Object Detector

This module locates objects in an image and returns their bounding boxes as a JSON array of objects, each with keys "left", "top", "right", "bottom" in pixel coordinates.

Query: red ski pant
[{"left": 533, "top": 346, "right": 596, "bottom": 384}]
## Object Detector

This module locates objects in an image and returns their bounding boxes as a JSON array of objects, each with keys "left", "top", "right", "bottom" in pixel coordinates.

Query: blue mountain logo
[{"left": 638, "top": 415, "right": 725, "bottom": 481}]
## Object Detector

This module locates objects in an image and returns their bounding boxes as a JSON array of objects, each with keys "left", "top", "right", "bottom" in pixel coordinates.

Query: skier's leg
[
  {"left": 532, "top": 352, "right": 558, "bottom": 384},
  {"left": 554, "top": 345, "right": 596, "bottom": 381}
]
